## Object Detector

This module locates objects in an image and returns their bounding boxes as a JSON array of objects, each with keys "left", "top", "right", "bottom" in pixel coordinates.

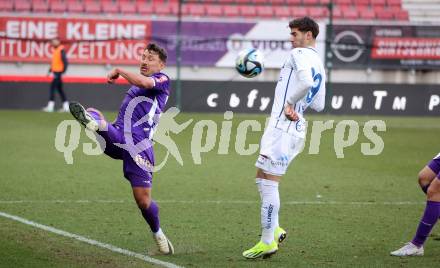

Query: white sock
[
  {"left": 47, "top": 101, "right": 55, "bottom": 110},
  {"left": 260, "top": 179, "right": 279, "bottom": 244},
  {"left": 62, "top": 101, "right": 69, "bottom": 111},
  {"left": 154, "top": 228, "right": 164, "bottom": 237},
  {"left": 255, "top": 178, "right": 263, "bottom": 201}
]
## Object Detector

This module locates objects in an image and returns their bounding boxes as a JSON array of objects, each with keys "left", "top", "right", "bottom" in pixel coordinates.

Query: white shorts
[{"left": 255, "top": 117, "right": 305, "bottom": 176}]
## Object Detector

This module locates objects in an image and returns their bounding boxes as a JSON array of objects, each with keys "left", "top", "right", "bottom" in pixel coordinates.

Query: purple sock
[
  {"left": 87, "top": 110, "right": 120, "bottom": 143},
  {"left": 411, "top": 201, "right": 440, "bottom": 247},
  {"left": 140, "top": 200, "right": 160, "bottom": 233},
  {"left": 88, "top": 110, "right": 101, "bottom": 121}
]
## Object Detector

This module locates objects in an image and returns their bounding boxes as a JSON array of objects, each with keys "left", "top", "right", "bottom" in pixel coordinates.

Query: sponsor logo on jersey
[
  {"left": 134, "top": 154, "right": 153, "bottom": 171},
  {"left": 156, "top": 75, "right": 168, "bottom": 83},
  {"left": 296, "top": 120, "right": 305, "bottom": 132}
]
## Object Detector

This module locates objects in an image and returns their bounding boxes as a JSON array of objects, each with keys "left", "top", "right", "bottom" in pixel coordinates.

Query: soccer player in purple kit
[
  {"left": 391, "top": 152, "right": 440, "bottom": 256},
  {"left": 69, "top": 43, "right": 174, "bottom": 255}
]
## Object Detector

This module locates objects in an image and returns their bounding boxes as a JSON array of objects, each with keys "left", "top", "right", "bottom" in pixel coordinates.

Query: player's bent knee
[
  {"left": 418, "top": 176, "right": 427, "bottom": 188},
  {"left": 426, "top": 178, "right": 440, "bottom": 199},
  {"left": 418, "top": 174, "right": 432, "bottom": 188},
  {"left": 418, "top": 166, "right": 437, "bottom": 186}
]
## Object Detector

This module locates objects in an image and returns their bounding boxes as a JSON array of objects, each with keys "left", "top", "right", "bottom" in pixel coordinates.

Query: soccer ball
[{"left": 235, "top": 48, "right": 264, "bottom": 78}]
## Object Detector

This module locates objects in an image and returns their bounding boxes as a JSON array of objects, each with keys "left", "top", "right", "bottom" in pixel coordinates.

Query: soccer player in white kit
[{"left": 243, "top": 17, "right": 326, "bottom": 259}]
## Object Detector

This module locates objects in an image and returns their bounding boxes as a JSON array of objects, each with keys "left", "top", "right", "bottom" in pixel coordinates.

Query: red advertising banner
[
  {"left": 0, "top": 17, "right": 151, "bottom": 64},
  {"left": 372, "top": 37, "right": 440, "bottom": 59}
]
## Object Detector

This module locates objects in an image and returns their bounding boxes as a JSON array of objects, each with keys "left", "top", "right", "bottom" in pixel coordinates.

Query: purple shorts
[
  {"left": 428, "top": 153, "right": 440, "bottom": 179},
  {"left": 88, "top": 108, "right": 154, "bottom": 188}
]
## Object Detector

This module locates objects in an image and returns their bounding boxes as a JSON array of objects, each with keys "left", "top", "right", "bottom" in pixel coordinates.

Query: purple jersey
[{"left": 114, "top": 72, "right": 170, "bottom": 138}]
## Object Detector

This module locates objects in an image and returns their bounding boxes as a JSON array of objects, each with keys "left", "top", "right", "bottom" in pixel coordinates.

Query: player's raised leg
[
  {"left": 69, "top": 102, "right": 126, "bottom": 160},
  {"left": 69, "top": 102, "right": 99, "bottom": 131}
]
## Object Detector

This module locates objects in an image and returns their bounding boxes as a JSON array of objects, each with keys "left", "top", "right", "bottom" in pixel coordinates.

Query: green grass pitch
[{"left": 0, "top": 110, "right": 439, "bottom": 267}]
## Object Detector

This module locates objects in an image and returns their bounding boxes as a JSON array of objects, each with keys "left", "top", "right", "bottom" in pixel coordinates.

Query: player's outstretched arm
[{"left": 107, "top": 67, "right": 155, "bottom": 89}]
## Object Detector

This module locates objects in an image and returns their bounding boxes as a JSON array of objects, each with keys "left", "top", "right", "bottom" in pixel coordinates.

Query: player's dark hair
[
  {"left": 146, "top": 43, "right": 168, "bottom": 63},
  {"left": 289, "top": 16, "right": 319, "bottom": 39}
]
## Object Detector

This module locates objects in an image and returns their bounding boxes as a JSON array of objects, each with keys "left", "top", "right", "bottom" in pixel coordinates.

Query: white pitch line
[
  {"left": 0, "top": 200, "right": 425, "bottom": 205},
  {"left": 0, "top": 211, "right": 183, "bottom": 268}
]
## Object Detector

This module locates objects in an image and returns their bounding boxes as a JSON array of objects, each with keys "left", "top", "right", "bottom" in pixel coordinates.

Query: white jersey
[{"left": 268, "top": 47, "right": 326, "bottom": 138}]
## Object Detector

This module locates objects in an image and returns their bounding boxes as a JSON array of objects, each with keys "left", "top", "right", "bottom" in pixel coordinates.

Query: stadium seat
[
  {"left": 330, "top": 8, "right": 343, "bottom": 19},
  {"left": 335, "top": 0, "right": 352, "bottom": 5},
  {"left": 102, "top": 5, "right": 119, "bottom": 14},
  {"left": 285, "top": 0, "right": 302, "bottom": 4},
  {"left": 151, "top": 0, "right": 166, "bottom": 4},
  {"left": 372, "top": 5, "right": 385, "bottom": 14},
  {"left": 376, "top": 10, "right": 394, "bottom": 20},
  {"left": 370, "top": 0, "right": 385, "bottom": 6},
  {"left": 168, "top": 2, "right": 180, "bottom": 15},
  {"left": 387, "top": 5, "right": 403, "bottom": 12},
  {"left": 217, "top": 0, "right": 237, "bottom": 3},
  {"left": 239, "top": 5, "right": 256, "bottom": 17},
  {"left": 291, "top": 7, "right": 307, "bottom": 18},
  {"left": 355, "top": 0, "right": 371, "bottom": 6},
  {"left": 154, "top": 4, "right": 171, "bottom": 16},
  {"left": 206, "top": 5, "right": 222, "bottom": 17},
  {"left": 387, "top": 0, "right": 402, "bottom": 7},
  {"left": 342, "top": 7, "right": 358, "bottom": 19},
  {"left": 358, "top": 6, "right": 375, "bottom": 20},
  {"left": 394, "top": 10, "right": 408, "bottom": 20},
  {"left": 188, "top": 4, "right": 205, "bottom": 17},
  {"left": 223, "top": 5, "right": 239, "bottom": 17},
  {"left": 50, "top": 1, "right": 67, "bottom": 13},
  {"left": 256, "top": 6, "right": 274, "bottom": 18},
  {"left": 319, "top": 0, "right": 331, "bottom": 4},
  {"left": 102, "top": 0, "right": 120, "bottom": 14},
  {"left": 253, "top": 0, "right": 284, "bottom": 4},
  {"left": 119, "top": 0, "right": 136, "bottom": 14},
  {"left": 0, "top": 1, "right": 13, "bottom": 11},
  {"left": 309, "top": 7, "right": 328, "bottom": 18},
  {"left": 14, "top": 0, "right": 32, "bottom": 12},
  {"left": 153, "top": 2, "right": 183, "bottom": 16},
  {"left": 137, "top": 2, "right": 153, "bottom": 14},
  {"left": 66, "top": 0, "right": 84, "bottom": 13},
  {"left": 84, "top": 0, "right": 101, "bottom": 13},
  {"left": 274, "top": 6, "right": 290, "bottom": 19},
  {"left": 302, "top": 0, "right": 320, "bottom": 5},
  {"left": 267, "top": 0, "right": 285, "bottom": 4},
  {"left": 32, "top": 0, "right": 49, "bottom": 12}
]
